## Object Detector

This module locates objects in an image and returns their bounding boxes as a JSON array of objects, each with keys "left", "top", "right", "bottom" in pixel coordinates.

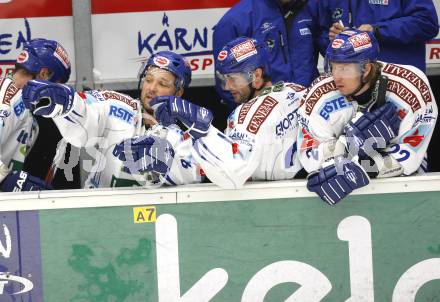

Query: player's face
[
  {"left": 222, "top": 73, "right": 252, "bottom": 104},
  {"left": 12, "top": 68, "right": 34, "bottom": 89},
  {"left": 331, "top": 62, "right": 362, "bottom": 96},
  {"left": 141, "top": 66, "right": 180, "bottom": 110}
]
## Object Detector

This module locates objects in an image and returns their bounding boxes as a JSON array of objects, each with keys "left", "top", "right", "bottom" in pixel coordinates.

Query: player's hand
[
  {"left": 329, "top": 22, "right": 346, "bottom": 40},
  {"left": 150, "top": 96, "right": 213, "bottom": 139},
  {"left": 1, "top": 170, "right": 53, "bottom": 192},
  {"left": 344, "top": 102, "right": 401, "bottom": 157},
  {"left": 113, "top": 134, "right": 175, "bottom": 176},
  {"left": 358, "top": 24, "right": 374, "bottom": 32},
  {"left": 307, "top": 156, "right": 369, "bottom": 205},
  {"left": 22, "top": 80, "right": 75, "bottom": 118}
]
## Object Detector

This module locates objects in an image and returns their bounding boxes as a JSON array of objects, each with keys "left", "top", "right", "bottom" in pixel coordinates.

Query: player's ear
[
  {"left": 252, "top": 68, "right": 264, "bottom": 89},
  {"left": 37, "top": 68, "right": 51, "bottom": 81},
  {"left": 175, "top": 88, "right": 184, "bottom": 97},
  {"left": 362, "top": 63, "right": 373, "bottom": 81}
]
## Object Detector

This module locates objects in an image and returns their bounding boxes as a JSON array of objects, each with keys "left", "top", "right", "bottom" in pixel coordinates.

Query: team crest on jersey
[
  {"left": 332, "top": 39, "right": 345, "bottom": 49},
  {"left": 231, "top": 40, "right": 257, "bottom": 62},
  {"left": 17, "top": 50, "right": 29, "bottom": 63},
  {"left": 153, "top": 56, "right": 170, "bottom": 67},
  {"left": 217, "top": 50, "right": 228, "bottom": 61},
  {"left": 369, "top": 0, "right": 388, "bottom": 5},
  {"left": 348, "top": 33, "right": 372, "bottom": 52}
]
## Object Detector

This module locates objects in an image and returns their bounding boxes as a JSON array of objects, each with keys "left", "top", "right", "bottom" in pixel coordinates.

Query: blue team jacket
[
  {"left": 317, "top": 0, "right": 439, "bottom": 72},
  {"left": 213, "top": 0, "right": 320, "bottom": 109}
]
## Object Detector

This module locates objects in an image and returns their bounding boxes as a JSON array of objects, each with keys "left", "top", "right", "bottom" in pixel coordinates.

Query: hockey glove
[
  {"left": 307, "top": 156, "right": 369, "bottom": 205},
  {"left": 150, "top": 96, "right": 213, "bottom": 139},
  {"left": 344, "top": 102, "right": 401, "bottom": 158},
  {"left": 22, "top": 80, "right": 75, "bottom": 118},
  {"left": 113, "top": 135, "right": 175, "bottom": 176},
  {"left": 1, "top": 170, "right": 53, "bottom": 192}
]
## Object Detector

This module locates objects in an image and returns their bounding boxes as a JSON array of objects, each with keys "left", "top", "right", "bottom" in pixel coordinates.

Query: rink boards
[{"left": 0, "top": 175, "right": 438, "bottom": 301}]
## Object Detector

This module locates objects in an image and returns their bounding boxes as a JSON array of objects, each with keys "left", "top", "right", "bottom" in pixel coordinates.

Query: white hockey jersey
[
  {"left": 297, "top": 62, "right": 438, "bottom": 176},
  {"left": 192, "top": 82, "right": 305, "bottom": 189},
  {"left": 0, "top": 77, "right": 38, "bottom": 183},
  {"left": 53, "top": 90, "right": 202, "bottom": 188}
]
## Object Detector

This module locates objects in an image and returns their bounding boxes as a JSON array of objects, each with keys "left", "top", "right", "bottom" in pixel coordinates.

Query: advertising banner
[
  {"left": 0, "top": 190, "right": 438, "bottom": 301},
  {"left": 0, "top": 0, "right": 75, "bottom": 81}
]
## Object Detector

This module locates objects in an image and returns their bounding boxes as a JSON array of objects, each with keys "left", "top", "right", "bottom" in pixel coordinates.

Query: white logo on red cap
[
  {"left": 332, "top": 39, "right": 345, "bottom": 49},
  {"left": 153, "top": 56, "right": 170, "bottom": 67},
  {"left": 348, "top": 32, "right": 372, "bottom": 52},
  {"left": 17, "top": 50, "right": 29, "bottom": 63},
  {"left": 218, "top": 50, "right": 228, "bottom": 61},
  {"left": 231, "top": 40, "right": 257, "bottom": 62},
  {"left": 53, "top": 45, "right": 71, "bottom": 69}
]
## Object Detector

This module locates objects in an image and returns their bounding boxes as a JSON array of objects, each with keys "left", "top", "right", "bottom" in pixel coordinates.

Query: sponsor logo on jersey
[
  {"left": 153, "top": 56, "right": 170, "bottom": 68},
  {"left": 318, "top": 96, "right": 351, "bottom": 120},
  {"left": 300, "top": 127, "right": 319, "bottom": 151},
  {"left": 403, "top": 129, "right": 425, "bottom": 148},
  {"left": 16, "top": 50, "right": 29, "bottom": 63},
  {"left": 237, "top": 98, "right": 257, "bottom": 124},
  {"left": 413, "top": 107, "right": 435, "bottom": 126},
  {"left": 297, "top": 114, "right": 310, "bottom": 131},
  {"left": 231, "top": 39, "right": 257, "bottom": 63},
  {"left": 13, "top": 100, "right": 25, "bottom": 117},
  {"left": 299, "top": 28, "right": 311, "bottom": 36},
  {"left": 109, "top": 105, "right": 134, "bottom": 123},
  {"left": 305, "top": 80, "right": 337, "bottom": 115},
  {"left": 54, "top": 45, "right": 71, "bottom": 69},
  {"left": 387, "top": 79, "right": 421, "bottom": 112},
  {"left": 89, "top": 90, "right": 106, "bottom": 102},
  {"left": 229, "top": 129, "right": 250, "bottom": 141},
  {"left": 369, "top": 0, "right": 388, "bottom": 5},
  {"left": 217, "top": 50, "right": 228, "bottom": 61},
  {"left": 287, "top": 83, "right": 305, "bottom": 92},
  {"left": 102, "top": 91, "right": 138, "bottom": 110},
  {"left": 398, "top": 108, "right": 407, "bottom": 120},
  {"left": 332, "top": 39, "right": 345, "bottom": 49},
  {"left": 383, "top": 63, "right": 432, "bottom": 104},
  {"left": 2, "top": 79, "right": 19, "bottom": 106},
  {"left": 261, "top": 22, "right": 275, "bottom": 33},
  {"left": 247, "top": 96, "right": 278, "bottom": 134},
  {"left": 276, "top": 109, "right": 297, "bottom": 136},
  {"left": 348, "top": 32, "right": 372, "bottom": 52}
]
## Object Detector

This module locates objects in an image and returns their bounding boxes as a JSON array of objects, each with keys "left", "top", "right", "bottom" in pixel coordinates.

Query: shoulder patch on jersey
[
  {"left": 101, "top": 91, "right": 138, "bottom": 110},
  {"left": 387, "top": 79, "right": 421, "bottom": 112},
  {"left": 238, "top": 98, "right": 257, "bottom": 124},
  {"left": 305, "top": 80, "right": 337, "bottom": 115},
  {"left": 0, "top": 77, "right": 19, "bottom": 106},
  {"left": 246, "top": 96, "right": 278, "bottom": 134},
  {"left": 383, "top": 63, "right": 432, "bottom": 104}
]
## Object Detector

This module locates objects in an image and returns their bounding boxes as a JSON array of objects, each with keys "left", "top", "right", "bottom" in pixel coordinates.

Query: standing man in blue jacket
[
  {"left": 317, "top": 0, "right": 439, "bottom": 73},
  {"left": 213, "top": 0, "right": 320, "bottom": 109}
]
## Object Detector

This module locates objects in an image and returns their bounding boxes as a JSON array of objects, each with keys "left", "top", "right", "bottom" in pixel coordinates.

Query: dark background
[{"left": 23, "top": 75, "right": 440, "bottom": 189}]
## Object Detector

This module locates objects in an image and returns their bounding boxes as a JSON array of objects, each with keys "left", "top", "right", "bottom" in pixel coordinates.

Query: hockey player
[
  {"left": 21, "top": 51, "right": 203, "bottom": 188},
  {"left": 0, "top": 38, "right": 71, "bottom": 192},
  {"left": 298, "top": 29, "right": 437, "bottom": 205},
  {"left": 150, "top": 37, "right": 305, "bottom": 189}
]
